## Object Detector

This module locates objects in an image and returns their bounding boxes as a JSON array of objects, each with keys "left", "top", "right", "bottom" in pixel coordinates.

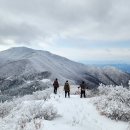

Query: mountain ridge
[{"left": 0, "top": 47, "right": 130, "bottom": 100}]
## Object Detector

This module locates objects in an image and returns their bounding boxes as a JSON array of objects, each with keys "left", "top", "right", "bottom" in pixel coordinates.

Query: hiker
[
  {"left": 78, "top": 81, "right": 88, "bottom": 98},
  {"left": 64, "top": 80, "right": 70, "bottom": 98},
  {"left": 53, "top": 78, "right": 59, "bottom": 94}
]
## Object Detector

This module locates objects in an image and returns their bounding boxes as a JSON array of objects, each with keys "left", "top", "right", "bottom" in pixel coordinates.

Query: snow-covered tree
[{"left": 32, "top": 88, "right": 52, "bottom": 101}]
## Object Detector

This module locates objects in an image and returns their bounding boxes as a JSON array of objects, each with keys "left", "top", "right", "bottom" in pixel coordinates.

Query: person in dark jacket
[
  {"left": 53, "top": 78, "right": 59, "bottom": 94},
  {"left": 64, "top": 80, "right": 70, "bottom": 98},
  {"left": 79, "top": 81, "right": 88, "bottom": 98}
]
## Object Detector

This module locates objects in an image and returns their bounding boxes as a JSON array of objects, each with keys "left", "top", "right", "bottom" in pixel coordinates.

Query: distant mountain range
[
  {"left": 96, "top": 64, "right": 130, "bottom": 73},
  {"left": 0, "top": 47, "right": 130, "bottom": 100},
  {"left": 81, "top": 61, "right": 130, "bottom": 73}
]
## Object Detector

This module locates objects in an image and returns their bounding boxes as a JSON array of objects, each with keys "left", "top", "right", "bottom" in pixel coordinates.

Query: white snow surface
[{"left": 0, "top": 88, "right": 129, "bottom": 130}]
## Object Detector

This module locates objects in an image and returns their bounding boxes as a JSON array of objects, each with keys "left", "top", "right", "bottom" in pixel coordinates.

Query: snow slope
[{"left": 0, "top": 90, "right": 128, "bottom": 130}]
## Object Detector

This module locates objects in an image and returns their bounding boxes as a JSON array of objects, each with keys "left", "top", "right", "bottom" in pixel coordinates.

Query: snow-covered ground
[
  {"left": 44, "top": 94, "right": 128, "bottom": 130},
  {"left": 0, "top": 87, "right": 129, "bottom": 130}
]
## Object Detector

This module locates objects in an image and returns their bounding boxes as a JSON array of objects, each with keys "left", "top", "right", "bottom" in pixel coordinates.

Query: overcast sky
[{"left": 0, "top": 0, "right": 130, "bottom": 64}]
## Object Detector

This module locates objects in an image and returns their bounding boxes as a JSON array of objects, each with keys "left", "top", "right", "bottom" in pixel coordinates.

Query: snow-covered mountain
[{"left": 0, "top": 47, "right": 130, "bottom": 99}]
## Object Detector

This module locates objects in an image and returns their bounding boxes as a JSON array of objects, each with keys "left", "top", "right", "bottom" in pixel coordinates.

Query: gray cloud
[{"left": 0, "top": 0, "right": 130, "bottom": 47}]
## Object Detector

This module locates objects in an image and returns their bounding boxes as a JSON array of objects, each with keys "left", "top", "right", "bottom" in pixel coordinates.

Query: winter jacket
[
  {"left": 53, "top": 80, "right": 59, "bottom": 88},
  {"left": 64, "top": 82, "right": 70, "bottom": 92},
  {"left": 80, "top": 83, "right": 87, "bottom": 91}
]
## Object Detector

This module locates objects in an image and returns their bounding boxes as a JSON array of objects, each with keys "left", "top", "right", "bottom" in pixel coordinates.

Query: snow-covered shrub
[
  {"left": 20, "top": 102, "right": 57, "bottom": 121},
  {"left": 0, "top": 101, "right": 16, "bottom": 118},
  {"left": 98, "top": 83, "right": 115, "bottom": 95},
  {"left": 14, "top": 94, "right": 35, "bottom": 104},
  {"left": 17, "top": 115, "right": 42, "bottom": 130},
  {"left": 32, "top": 88, "right": 52, "bottom": 101},
  {"left": 17, "top": 114, "right": 31, "bottom": 129},
  {"left": 14, "top": 101, "right": 57, "bottom": 130},
  {"left": 41, "top": 103, "right": 57, "bottom": 120},
  {"left": 94, "top": 85, "right": 130, "bottom": 121},
  {"left": 29, "top": 102, "right": 45, "bottom": 120},
  {"left": 33, "top": 118, "right": 42, "bottom": 129},
  {"left": 0, "top": 87, "right": 53, "bottom": 119},
  {"left": 29, "top": 102, "right": 57, "bottom": 120}
]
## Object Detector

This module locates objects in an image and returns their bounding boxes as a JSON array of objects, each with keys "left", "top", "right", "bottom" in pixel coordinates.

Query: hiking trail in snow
[{"left": 44, "top": 94, "right": 128, "bottom": 130}]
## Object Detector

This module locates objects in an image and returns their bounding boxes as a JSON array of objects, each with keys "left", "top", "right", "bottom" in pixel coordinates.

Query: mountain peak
[
  {"left": 0, "top": 46, "right": 38, "bottom": 60},
  {"left": 8, "top": 46, "right": 35, "bottom": 52}
]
